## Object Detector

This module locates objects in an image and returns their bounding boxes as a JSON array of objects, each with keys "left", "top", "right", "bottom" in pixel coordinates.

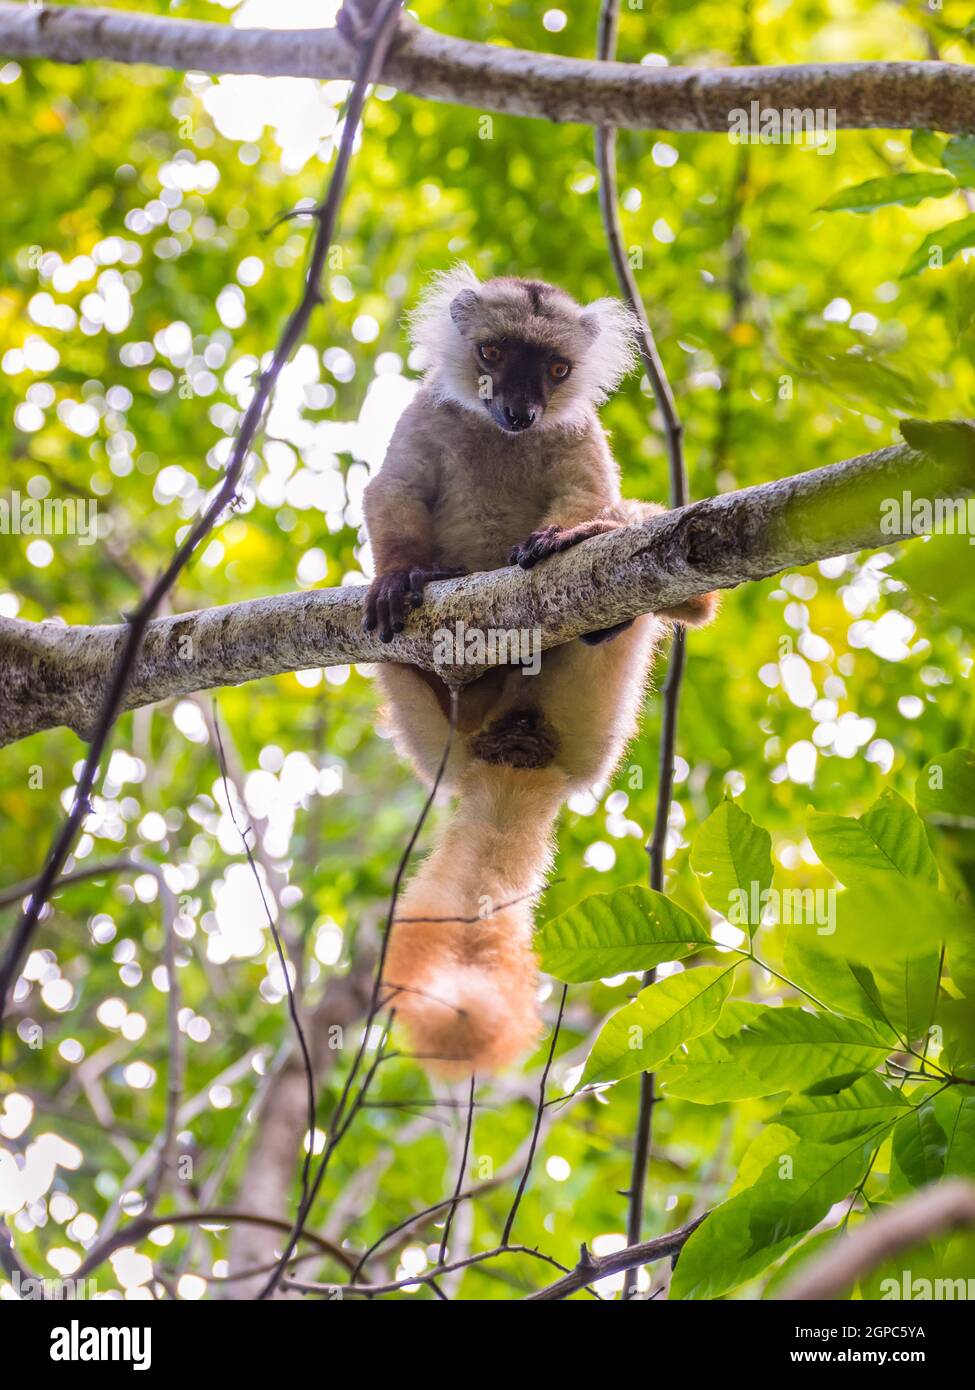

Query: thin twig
[
  {"left": 437, "top": 1074, "right": 476, "bottom": 1268},
  {"left": 286, "top": 1243, "right": 574, "bottom": 1299},
  {"left": 74, "top": 1207, "right": 359, "bottom": 1281},
  {"left": 594, "top": 0, "right": 691, "bottom": 1299},
  {"left": 502, "top": 984, "right": 568, "bottom": 1246}
]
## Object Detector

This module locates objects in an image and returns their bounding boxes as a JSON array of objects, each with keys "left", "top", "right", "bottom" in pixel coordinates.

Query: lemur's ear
[
  {"left": 449, "top": 288, "right": 480, "bottom": 331},
  {"left": 578, "top": 307, "right": 602, "bottom": 343},
  {"left": 579, "top": 298, "right": 639, "bottom": 391}
]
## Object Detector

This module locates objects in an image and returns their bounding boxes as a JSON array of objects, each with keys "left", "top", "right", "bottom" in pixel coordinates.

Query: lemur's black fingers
[
  {"left": 408, "top": 569, "right": 427, "bottom": 607},
  {"left": 376, "top": 596, "right": 393, "bottom": 643},
  {"left": 511, "top": 531, "right": 551, "bottom": 568},
  {"left": 386, "top": 581, "right": 407, "bottom": 635},
  {"left": 362, "top": 589, "right": 379, "bottom": 633},
  {"left": 408, "top": 564, "right": 466, "bottom": 606}
]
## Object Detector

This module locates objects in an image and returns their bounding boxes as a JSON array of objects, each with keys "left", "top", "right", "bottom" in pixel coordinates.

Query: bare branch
[
  {"left": 2, "top": 431, "right": 972, "bottom": 750},
  {"left": 1, "top": 4, "right": 974, "bottom": 134},
  {"left": 524, "top": 1214, "right": 706, "bottom": 1300},
  {"left": 777, "top": 1179, "right": 975, "bottom": 1301}
]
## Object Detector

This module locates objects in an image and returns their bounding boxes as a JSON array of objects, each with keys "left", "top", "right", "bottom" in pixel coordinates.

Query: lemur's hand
[
  {"left": 509, "top": 520, "right": 617, "bottom": 570},
  {"left": 363, "top": 565, "right": 467, "bottom": 643}
]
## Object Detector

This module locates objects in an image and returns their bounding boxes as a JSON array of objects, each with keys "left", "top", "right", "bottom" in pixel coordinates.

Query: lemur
[{"left": 362, "top": 266, "right": 716, "bottom": 1077}]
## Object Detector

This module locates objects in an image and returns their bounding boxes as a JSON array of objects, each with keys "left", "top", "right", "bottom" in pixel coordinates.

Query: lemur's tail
[{"left": 381, "top": 761, "right": 567, "bottom": 1077}]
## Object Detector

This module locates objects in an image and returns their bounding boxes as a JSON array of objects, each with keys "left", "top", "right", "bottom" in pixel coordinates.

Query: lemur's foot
[
  {"left": 508, "top": 520, "right": 617, "bottom": 570},
  {"left": 658, "top": 592, "right": 720, "bottom": 628},
  {"left": 362, "top": 565, "right": 466, "bottom": 643},
  {"left": 580, "top": 620, "right": 634, "bottom": 646}
]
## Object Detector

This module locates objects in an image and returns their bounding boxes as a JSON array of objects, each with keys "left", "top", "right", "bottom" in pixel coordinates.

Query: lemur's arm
[
  {"left": 361, "top": 411, "right": 464, "bottom": 642},
  {"left": 508, "top": 433, "right": 623, "bottom": 569},
  {"left": 509, "top": 480, "right": 717, "bottom": 638}
]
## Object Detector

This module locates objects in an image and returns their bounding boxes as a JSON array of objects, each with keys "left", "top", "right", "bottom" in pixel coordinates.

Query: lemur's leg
[
  {"left": 465, "top": 614, "right": 664, "bottom": 786},
  {"left": 376, "top": 665, "right": 471, "bottom": 790}
]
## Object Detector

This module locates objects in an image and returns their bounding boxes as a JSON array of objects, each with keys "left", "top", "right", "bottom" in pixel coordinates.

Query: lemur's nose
[{"left": 503, "top": 404, "right": 536, "bottom": 430}]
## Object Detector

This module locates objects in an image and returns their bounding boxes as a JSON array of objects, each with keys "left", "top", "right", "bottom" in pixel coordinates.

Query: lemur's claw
[
  {"left": 509, "top": 525, "right": 561, "bottom": 569},
  {"left": 511, "top": 520, "right": 619, "bottom": 570},
  {"left": 363, "top": 565, "right": 467, "bottom": 642}
]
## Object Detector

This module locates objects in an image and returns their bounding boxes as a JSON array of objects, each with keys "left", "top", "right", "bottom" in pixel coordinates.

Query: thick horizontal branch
[
  {"left": 1, "top": 425, "right": 971, "bottom": 750},
  {"left": 1, "top": 4, "right": 973, "bottom": 134}
]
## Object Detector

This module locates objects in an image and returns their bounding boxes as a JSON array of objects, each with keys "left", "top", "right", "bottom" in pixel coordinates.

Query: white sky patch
[
  {"left": 785, "top": 740, "right": 818, "bottom": 785},
  {"left": 583, "top": 841, "right": 616, "bottom": 872},
  {"left": 357, "top": 373, "right": 421, "bottom": 468},
  {"left": 210, "top": 862, "right": 276, "bottom": 960},
  {"left": 0, "top": 1093, "right": 33, "bottom": 1140},
  {"left": 0, "top": 1134, "right": 82, "bottom": 1217}
]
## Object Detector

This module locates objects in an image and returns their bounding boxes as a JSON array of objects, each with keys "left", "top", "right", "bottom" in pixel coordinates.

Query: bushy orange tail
[{"left": 381, "top": 762, "right": 567, "bottom": 1077}]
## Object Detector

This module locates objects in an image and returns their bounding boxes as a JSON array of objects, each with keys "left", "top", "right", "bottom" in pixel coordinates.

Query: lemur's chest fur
[{"left": 427, "top": 403, "right": 615, "bottom": 571}]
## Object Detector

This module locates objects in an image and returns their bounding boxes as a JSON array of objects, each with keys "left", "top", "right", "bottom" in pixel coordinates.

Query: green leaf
[
  {"left": 942, "top": 136, "right": 975, "bottom": 188},
  {"left": 902, "top": 214, "right": 975, "bottom": 276},
  {"left": 916, "top": 750, "right": 975, "bottom": 829},
  {"left": 671, "top": 1137, "right": 876, "bottom": 1299},
  {"left": 936, "top": 998, "right": 975, "bottom": 1076},
  {"left": 894, "top": 532, "right": 975, "bottom": 626},
  {"left": 580, "top": 965, "right": 736, "bottom": 1087},
  {"left": 723, "top": 1007, "right": 893, "bottom": 1094},
  {"left": 761, "top": 1229, "right": 846, "bottom": 1300},
  {"left": 892, "top": 1105, "right": 947, "bottom": 1189},
  {"left": 690, "top": 800, "right": 772, "bottom": 935},
  {"left": 776, "top": 1073, "right": 910, "bottom": 1142},
  {"left": 933, "top": 1091, "right": 975, "bottom": 1177},
  {"left": 658, "top": 1001, "right": 776, "bottom": 1103},
  {"left": 864, "top": 954, "right": 942, "bottom": 1047},
  {"left": 781, "top": 934, "right": 896, "bottom": 1033},
  {"left": 819, "top": 172, "right": 958, "bottom": 213},
  {"left": 807, "top": 787, "right": 939, "bottom": 886},
  {"left": 949, "top": 935, "right": 975, "bottom": 1002},
  {"left": 900, "top": 417, "right": 975, "bottom": 467},
  {"left": 536, "top": 885, "right": 710, "bottom": 983},
  {"left": 747, "top": 1137, "right": 877, "bottom": 1250},
  {"left": 912, "top": 128, "right": 948, "bottom": 165},
  {"left": 820, "top": 873, "right": 963, "bottom": 962}
]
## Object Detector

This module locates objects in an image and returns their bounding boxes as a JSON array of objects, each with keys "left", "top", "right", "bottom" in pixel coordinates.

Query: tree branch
[
  {"left": 1, "top": 4, "right": 973, "bottom": 134},
  {"left": 523, "top": 1214, "right": 706, "bottom": 1300},
  {"left": 777, "top": 1179, "right": 975, "bottom": 1301},
  {"left": 1, "top": 430, "right": 971, "bottom": 750}
]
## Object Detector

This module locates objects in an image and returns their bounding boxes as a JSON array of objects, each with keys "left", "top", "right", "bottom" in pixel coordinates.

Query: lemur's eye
[
  {"left": 550, "top": 359, "right": 571, "bottom": 382},
  {"left": 479, "top": 343, "right": 502, "bottom": 363}
]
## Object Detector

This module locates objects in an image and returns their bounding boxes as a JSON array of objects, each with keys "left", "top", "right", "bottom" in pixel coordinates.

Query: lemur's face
[
  {"left": 473, "top": 337, "right": 572, "bottom": 433},
  {"left": 446, "top": 278, "right": 599, "bottom": 434}
]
